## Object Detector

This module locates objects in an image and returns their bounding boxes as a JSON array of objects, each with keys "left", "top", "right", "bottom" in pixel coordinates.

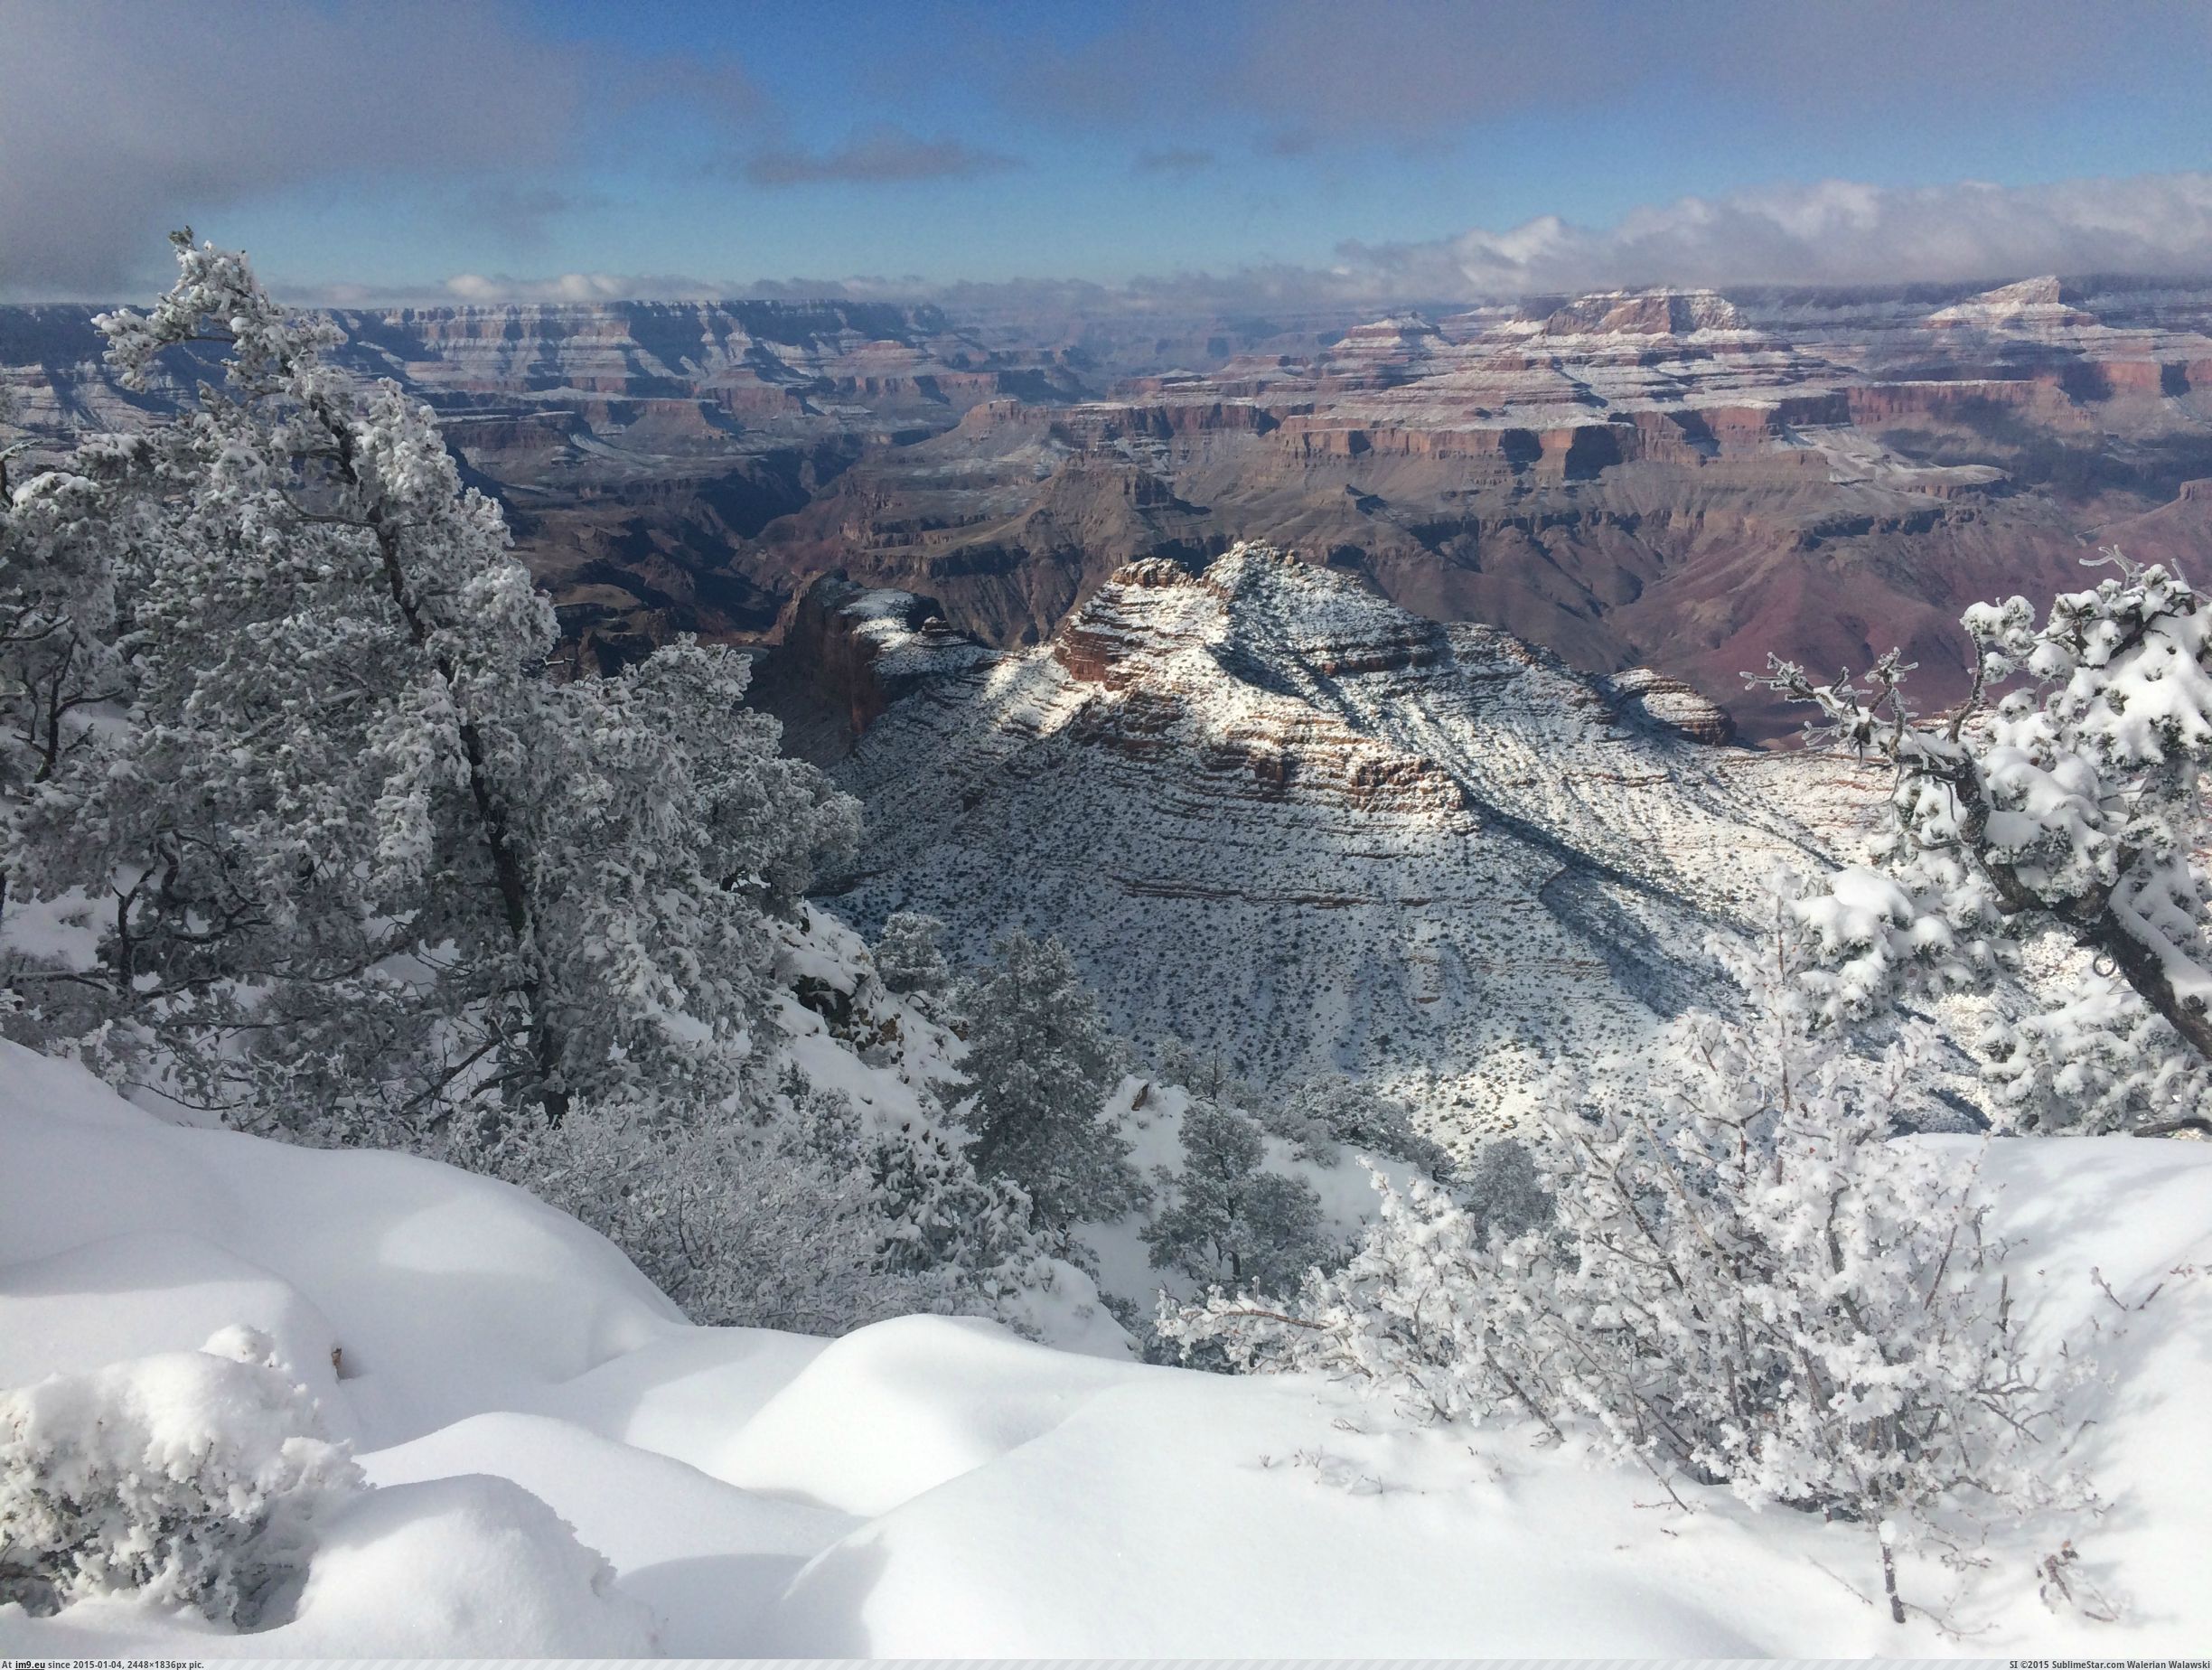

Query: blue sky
[{"left": 5, "top": 0, "right": 2210, "bottom": 302}]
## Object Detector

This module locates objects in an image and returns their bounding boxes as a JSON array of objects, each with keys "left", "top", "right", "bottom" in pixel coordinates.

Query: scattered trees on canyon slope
[{"left": 1263, "top": 1068, "right": 1453, "bottom": 1176}]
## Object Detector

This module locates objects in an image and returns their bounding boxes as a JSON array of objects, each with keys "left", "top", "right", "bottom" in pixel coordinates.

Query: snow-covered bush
[
  {"left": 1144, "top": 1099, "right": 1333, "bottom": 1293},
  {"left": 1166, "top": 902, "right": 2091, "bottom": 1621},
  {"left": 1264, "top": 1070, "right": 1451, "bottom": 1174},
  {"left": 1754, "top": 551, "right": 2212, "bottom": 1134},
  {"left": 489, "top": 1082, "right": 1064, "bottom": 1337},
  {"left": 483, "top": 1104, "right": 926, "bottom": 1335},
  {"left": 0, "top": 1327, "right": 363, "bottom": 1625},
  {"left": 955, "top": 930, "right": 1144, "bottom": 1229},
  {"left": 872, "top": 910, "right": 954, "bottom": 1010}
]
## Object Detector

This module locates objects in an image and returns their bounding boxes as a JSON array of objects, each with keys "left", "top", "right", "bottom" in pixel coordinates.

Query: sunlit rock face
[{"left": 800, "top": 543, "right": 1870, "bottom": 1137}]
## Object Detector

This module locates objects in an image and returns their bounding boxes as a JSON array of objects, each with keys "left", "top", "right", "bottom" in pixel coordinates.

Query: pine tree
[
  {"left": 872, "top": 909, "right": 953, "bottom": 1009},
  {"left": 2, "top": 233, "right": 854, "bottom": 1137},
  {"left": 954, "top": 928, "right": 1143, "bottom": 1228},
  {"left": 1144, "top": 1098, "right": 1329, "bottom": 1292}
]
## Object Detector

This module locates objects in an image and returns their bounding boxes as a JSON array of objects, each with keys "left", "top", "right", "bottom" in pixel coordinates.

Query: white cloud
[
  {"left": 0, "top": 0, "right": 766, "bottom": 301},
  {"left": 0, "top": 0, "right": 597, "bottom": 297},
  {"left": 440, "top": 273, "right": 725, "bottom": 305},
  {"left": 1338, "top": 174, "right": 2212, "bottom": 298},
  {"left": 286, "top": 172, "right": 2212, "bottom": 315}
]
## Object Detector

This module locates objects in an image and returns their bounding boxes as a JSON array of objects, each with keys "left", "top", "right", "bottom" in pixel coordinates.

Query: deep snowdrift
[{"left": 4, "top": 1040, "right": 2208, "bottom": 1656}]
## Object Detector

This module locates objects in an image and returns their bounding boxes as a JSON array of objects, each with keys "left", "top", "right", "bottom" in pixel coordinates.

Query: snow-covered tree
[
  {"left": 1167, "top": 896, "right": 2088, "bottom": 1622},
  {"left": 955, "top": 929, "right": 1143, "bottom": 1229},
  {"left": 511, "top": 640, "right": 854, "bottom": 1124},
  {"left": 862, "top": 1113, "right": 1059, "bottom": 1309},
  {"left": 0, "top": 399, "right": 133, "bottom": 922},
  {"left": 1144, "top": 1098, "right": 1330, "bottom": 1292},
  {"left": 872, "top": 909, "right": 952, "bottom": 1009},
  {"left": 1753, "top": 551, "right": 2212, "bottom": 1134},
  {"left": 1977, "top": 969, "right": 2212, "bottom": 1133},
  {"left": 1454, "top": 1135, "right": 1551, "bottom": 1242},
  {"left": 2, "top": 233, "right": 854, "bottom": 1138},
  {"left": 778, "top": 1081, "right": 1059, "bottom": 1309},
  {"left": 1151, "top": 1033, "right": 1256, "bottom": 1109}
]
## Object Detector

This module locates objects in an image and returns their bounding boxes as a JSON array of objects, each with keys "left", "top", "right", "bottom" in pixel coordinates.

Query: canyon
[
  {"left": 785, "top": 544, "right": 1903, "bottom": 1131},
  {"left": 6, "top": 275, "right": 2212, "bottom": 736}
]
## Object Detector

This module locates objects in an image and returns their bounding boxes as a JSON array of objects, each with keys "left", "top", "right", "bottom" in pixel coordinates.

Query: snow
[
  {"left": 14, "top": 1475, "right": 660, "bottom": 1657},
  {"left": 0, "top": 1234, "right": 351, "bottom": 1431},
  {"left": 750, "top": 1369, "right": 1782, "bottom": 1657},
  {"left": 0, "top": 1045, "right": 680, "bottom": 1449},
  {"left": 365, "top": 1414, "right": 844, "bottom": 1654},
  {"left": 704, "top": 1315, "right": 1139, "bottom": 1517},
  {"left": 5, "top": 1037, "right": 2211, "bottom": 1655},
  {"left": 269, "top": 1476, "right": 658, "bottom": 1656}
]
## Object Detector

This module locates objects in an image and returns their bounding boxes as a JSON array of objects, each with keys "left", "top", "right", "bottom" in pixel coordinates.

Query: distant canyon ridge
[{"left": 5, "top": 274, "right": 2212, "bottom": 740}]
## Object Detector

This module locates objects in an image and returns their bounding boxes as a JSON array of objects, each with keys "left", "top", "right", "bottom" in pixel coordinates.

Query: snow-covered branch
[{"left": 1751, "top": 551, "right": 2212, "bottom": 1131}]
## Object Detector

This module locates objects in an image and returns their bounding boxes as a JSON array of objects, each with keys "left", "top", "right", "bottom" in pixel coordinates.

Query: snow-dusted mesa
[
  {"left": 5, "top": 1037, "right": 2209, "bottom": 1656},
  {"left": 1927, "top": 277, "right": 2104, "bottom": 338},
  {"left": 812, "top": 541, "right": 1873, "bottom": 1130}
]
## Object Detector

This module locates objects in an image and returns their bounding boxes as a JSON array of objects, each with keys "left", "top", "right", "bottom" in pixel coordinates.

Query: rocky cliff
[
  {"left": 9, "top": 278, "right": 2212, "bottom": 736},
  {"left": 736, "top": 279, "right": 2212, "bottom": 738},
  {"left": 0, "top": 297, "right": 1087, "bottom": 661},
  {"left": 804, "top": 544, "right": 1870, "bottom": 1132}
]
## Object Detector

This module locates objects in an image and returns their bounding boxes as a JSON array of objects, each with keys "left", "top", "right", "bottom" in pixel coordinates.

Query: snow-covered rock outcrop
[{"left": 820, "top": 543, "right": 1863, "bottom": 1130}]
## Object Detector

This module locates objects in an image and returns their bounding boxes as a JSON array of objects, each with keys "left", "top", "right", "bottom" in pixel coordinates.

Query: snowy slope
[
  {"left": 826, "top": 546, "right": 1890, "bottom": 1137},
  {"left": 5, "top": 1041, "right": 2208, "bottom": 1656}
]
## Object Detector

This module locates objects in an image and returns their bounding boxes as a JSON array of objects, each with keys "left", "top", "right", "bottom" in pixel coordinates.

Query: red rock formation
[{"left": 778, "top": 575, "right": 989, "bottom": 737}]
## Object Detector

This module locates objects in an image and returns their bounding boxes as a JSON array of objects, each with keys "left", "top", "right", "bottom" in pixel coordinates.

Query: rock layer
[
  {"left": 10, "top": 279, "right": 2212, "bottom": 736},
  {"left": 807, "top": 544, "right": 1867, "bottom": 1131}
]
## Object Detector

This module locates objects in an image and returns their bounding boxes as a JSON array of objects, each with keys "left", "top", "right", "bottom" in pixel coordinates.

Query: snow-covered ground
[{"left": 5, "top": 1038, "right": 2208, "bottom": 1656}]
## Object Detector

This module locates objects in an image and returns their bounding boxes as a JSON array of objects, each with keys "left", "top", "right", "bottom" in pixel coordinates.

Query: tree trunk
[
  {"left": 1945, "top": 746, "right": 2212, "bottom": 1093},
  {"left": 314, "top": 393, "right": 568, "bottom": 1124}
]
